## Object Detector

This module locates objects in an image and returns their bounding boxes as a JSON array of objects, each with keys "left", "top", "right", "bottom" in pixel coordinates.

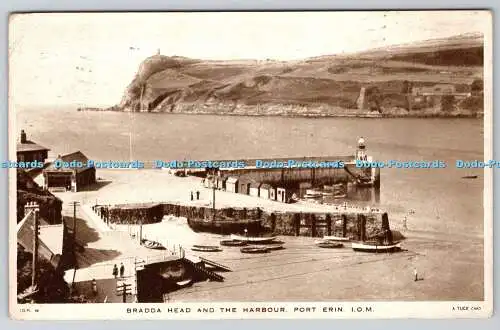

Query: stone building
[{"left": 16, "top": 130, "right": 50, "bottom": 163}]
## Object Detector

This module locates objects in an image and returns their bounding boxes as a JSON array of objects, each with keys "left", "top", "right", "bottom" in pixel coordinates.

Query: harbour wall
[
  {"left": 101, "top": 203, "right": 389, "bottom": 239},
  {"left": 201, "top": 162, "right": 380, "bottom": 189}
]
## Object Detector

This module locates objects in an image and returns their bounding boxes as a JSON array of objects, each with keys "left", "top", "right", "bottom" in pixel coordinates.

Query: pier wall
[
  {"left": 104, "top": 202, "right": 387, "bottom": 239},
  {"left": 215, "top": 164, "right": 376, "bottom": 188}
]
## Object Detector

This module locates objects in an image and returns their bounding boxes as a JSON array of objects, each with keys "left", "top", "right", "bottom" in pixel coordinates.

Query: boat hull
[
  {"left": 220, "top": 239, "right": 248, "bottom": 247},
  {"left": 316, "top": 242, "right": 343, "bottom": 249},
  {"left": 230, "top": 234, "right": 277, "bottom": 243},
  {"left": 191, "top": 245, "right": 222, "bottom": 252},
  {"left": 240, "top": 246, "right": 269, "bottom": 254},
  {"left": 351, "top": 242, "right": 401, "bottom": 253},
  {"left": 175, "top": 278, "right": 193, "bottom": 288},
  {"left": 142, "top": 239, "right": 166, "bottom": 250},
  {"left": 323, "top": 236, "right": 350, "bottom": 242}
]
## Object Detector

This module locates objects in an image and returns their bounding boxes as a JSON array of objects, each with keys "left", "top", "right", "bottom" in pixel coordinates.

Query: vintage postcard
[{"left": 8, "top": 11, "right": 493, "bottom": 319}]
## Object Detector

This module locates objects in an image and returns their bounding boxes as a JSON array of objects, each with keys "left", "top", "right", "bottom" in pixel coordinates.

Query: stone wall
[{"left": 104, "top": 202, "right": 388, "bottom": 239}]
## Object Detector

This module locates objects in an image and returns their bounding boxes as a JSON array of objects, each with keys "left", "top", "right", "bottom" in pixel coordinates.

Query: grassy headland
[{"left": 80, "top": 33, "right": 484, "bottom": 118}]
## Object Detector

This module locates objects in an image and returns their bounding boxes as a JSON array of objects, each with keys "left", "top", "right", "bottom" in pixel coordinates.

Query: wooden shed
[
  {"left": 43, "top": 151, "right": 96, "bottom": 192},
  {"left": 216, "top": 176, "right": 226, "bottom": 190},
  {"left": 226, "top": 177, "right": 239, "bottom": 193},
  {"left": 238, "top": 177, "right": 252, "bottom": 195},
  {"left": 276, "top": 187, "right": 294, "bottom": 203},
  {"left": 269, "top": 185, "right": 277, "bottom": 201},
  {"left": 249, "top": 182, "right": 261, "bottom": 197},
  {"left": 259, "top": 183, "right": 273, "bottom": 199},
  {"left": 203, "top": 175, "right": 216, "bottom": 189}
]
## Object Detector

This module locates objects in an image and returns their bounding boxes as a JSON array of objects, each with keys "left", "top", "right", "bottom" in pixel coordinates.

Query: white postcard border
[{"left": 8, "top": 10, "right": 494, "bottom": 320}]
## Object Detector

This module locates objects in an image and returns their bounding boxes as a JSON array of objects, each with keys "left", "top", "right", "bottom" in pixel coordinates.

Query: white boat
[
  {"left": 323, "top": 236, "right": 350, "bottom": 242},
  {"left": 191, "top": 245, "right": 222, "bottom": 252},
  {"left": 230, "top": 234, "right": 277, "bottom": 243},
  {"left": 305, "top": 189, "right": 320, "bottom": 195},
  {"left": 175, "top": 278, "right": 193, "bottom": 287},
  {"left": 304, "top": 189, "right": 322, "bottom": 199},
  {"left": 351, "top": 242, "right": 401, "bottom": 253}
]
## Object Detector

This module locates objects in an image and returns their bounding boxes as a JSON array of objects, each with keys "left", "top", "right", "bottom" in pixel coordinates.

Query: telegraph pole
[
  {"left": 25, "top": 202, "right": 40, "bottom": 288},
  {"left": 69, "top": 201, "right": 80, "bottom": 290},
  {"left": 212, "top": 186, "right": 216, "bottom": 222},
  {"left": 139, "top": 219, "right": 143, "bottom": 245},
  {"left": 70, "top": 201, "right": 80, "bottom": 244},
  {"left": 212, "top": 175, "right": 216, "bottom": 223}
]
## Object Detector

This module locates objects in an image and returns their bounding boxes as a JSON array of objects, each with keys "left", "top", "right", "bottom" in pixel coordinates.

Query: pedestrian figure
[
  {"left": 196, "top": 191, "right": 200, "bottom": 200},
  {"left": 112, "top": 264, "right": 118, "bottom": 278},
  {"left": 413, "top": 268, "right": 418, "bottom": 282},
  {"left": 91, "top": 279, "right": 98, "bottom": 296},
  {"left": 403, "top": 216, "right": 408, "bottom": 230},
  {"left": 120, "top": 263, "right": 125, "bottom": 278},
  {"left": 190, "top": 191, "right": 194, "bottom": 201}
]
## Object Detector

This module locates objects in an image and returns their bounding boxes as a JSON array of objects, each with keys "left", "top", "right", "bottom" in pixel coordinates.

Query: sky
[{"left": 9, "top": 11, "right": 490, "bottom": 107}]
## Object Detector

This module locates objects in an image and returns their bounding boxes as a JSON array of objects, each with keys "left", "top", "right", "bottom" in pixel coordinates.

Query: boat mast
[{"left": 212, "top": 174, "right": 216, "bottom": 223}]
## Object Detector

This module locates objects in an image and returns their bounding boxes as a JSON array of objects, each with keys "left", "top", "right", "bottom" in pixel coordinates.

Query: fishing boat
[
  {"left": 191, "top": 245, "right": 222, "bottom": 252},
  {"left": 351, "top": 241, "right": 401, "bottom": 253},
  {"left": 266, "top": 243, "right": 285, "bottom": 251},
  {"left": 230, "top": 234, "right": 277, "bottom": 243},
  {"left": 323, "top": 235, "right": 350, "bottom": 242},
  {"left": 462, "top": 175, "right": 478, "bottom": 179},
  {"left": 240, "top": 246, "right": 269, "bottom": 254},
  {"left": 142, "top": 239, "right": 166, "bottom": 250},
  {"left": 315, "top": 240, "right": 344, "bottom": 249},
  {"left": 220, "top": 239, "right": 247, "bottom": 247}
]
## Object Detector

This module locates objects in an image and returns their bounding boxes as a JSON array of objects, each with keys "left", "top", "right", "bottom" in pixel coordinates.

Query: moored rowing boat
[
  {"left": 323, "top": 236, "right": 350, "bottom": 242},
  {"left": 240, "top": 246, "right": 269, "bottom": 254},
  {"left": 351, "top": 242, "right": 401, "bottom": 253},
  {"left": 230, "top": 234, "right": 277, "bottom": 243},
  {"left": 315, "top": 240, "right": 344, "bottom": 248},
  {"left": 220, "top": 239, "right": 247, "bottom": 246},
  {"left": 191, "top": 245, "right": 223, "bottom": 252}
]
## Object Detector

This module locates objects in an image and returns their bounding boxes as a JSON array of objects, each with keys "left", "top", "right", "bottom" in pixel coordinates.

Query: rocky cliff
[{"left": 112, "top": 33, "right": 484, "bottom": 117}]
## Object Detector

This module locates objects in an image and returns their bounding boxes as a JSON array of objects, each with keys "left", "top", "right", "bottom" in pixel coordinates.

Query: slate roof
[
  {"left": 17, "top": 211, "right": 62, "bottom": 268},
  {"left": 226, "top": 177, "right": 239, "bottom": 184},
  {"left": 44, "top": 151, "right": 92, "bottom": 174},
  {"left": 249, "top": 182, "right": 261, "bottom": 188},
  {"left": 17, "top": 140, "right": 50, "bottom": 153}
]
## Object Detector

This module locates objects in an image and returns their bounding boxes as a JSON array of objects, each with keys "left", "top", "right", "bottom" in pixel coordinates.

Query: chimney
[{"left": 20, "top": 130, "right": 27, "bottom": 143}]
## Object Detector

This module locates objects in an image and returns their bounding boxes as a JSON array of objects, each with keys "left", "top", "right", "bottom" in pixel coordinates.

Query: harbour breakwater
[{"left": 98, "top": 202, "right": 391, "bottom": 239}]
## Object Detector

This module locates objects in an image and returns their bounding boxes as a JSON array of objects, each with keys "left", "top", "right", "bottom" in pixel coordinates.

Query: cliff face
[{"left": 115, "top": 33, "right": 484, "bottom": 116}]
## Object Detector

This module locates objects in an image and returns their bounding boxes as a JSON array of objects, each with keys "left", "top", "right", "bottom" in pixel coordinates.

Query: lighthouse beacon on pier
[{"left": 356, "top": 137, "right": 368, "bottom": 161}]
